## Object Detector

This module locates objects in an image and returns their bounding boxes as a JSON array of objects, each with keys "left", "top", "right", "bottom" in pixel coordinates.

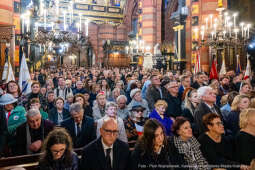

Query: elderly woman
[
  {"left": 225, "top": 95, "right": 250, "bottom": 136},
  {"left": 130, "top": 119, "right": 173, "bottom": 170},
  {"left": 198, "top": 113, "right": 245, "bottom": 170},
  {"left": 124, "top": 103, "right": 147, "bottom": 143},
  {"left": 96, "top": 102, "right": 127, "bottom": 143},
  {"left": 235, "top": 108, "right": 255, "bottom": 166},
  {"left": 128, "top": 88, "right": 150, "bottom": 117},
  {"left": 39, "top": 127, "right": 79, "bottom": 170},
  {"left": 149, "top": 100, "right": 173, "bottom": 136},
  {"left": 169, "top": 117, "right": 209, "bottom": 170}
]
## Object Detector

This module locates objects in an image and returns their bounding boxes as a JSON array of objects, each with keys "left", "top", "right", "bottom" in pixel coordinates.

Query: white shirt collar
[{"left": 101, "top": 138, "right": 113, "bottom": 150}]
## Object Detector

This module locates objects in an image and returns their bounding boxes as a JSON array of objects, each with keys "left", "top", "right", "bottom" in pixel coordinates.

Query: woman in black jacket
[
  {"left": 181, "top": 89, "right": 200, "bottom": 137},
  {"left": 168, "top": 117, "right": 209, "bottom": 170},
  {"left": 39, "top": 127, "right": 79, "bottom": 170},
  {"left": 198, "top": 113, "right": 248, "bottom": 170},
  {"left": 130, "top": 119, "right": 173, "bottom": 170}
]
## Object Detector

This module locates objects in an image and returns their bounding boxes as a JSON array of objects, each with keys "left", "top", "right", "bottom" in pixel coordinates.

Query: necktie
[
  {"left": 211, "top": 107, "right": 218, "bottom": 115},
  {"left": 77, "top": 123, "right": 81, "bottom": 136},
  {"left": 105, "top": 148, "right": 112, "bottom": 169}
]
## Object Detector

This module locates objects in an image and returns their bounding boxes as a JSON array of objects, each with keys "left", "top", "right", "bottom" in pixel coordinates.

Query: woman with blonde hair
[
  {"left": 225, "top": 95, "right": 250, "bottom": 136},
  {"left": 39, "top": 127, "right": 78, "bottom": 170},
  {"left": 235, "top": 108, "right": 255, "bottom": 166},
  {"left": 182, "top": 89, "right": 200, "bottom": 137},
  {"left": 149, "top": 100, "right": 173, "bottom": 136}
]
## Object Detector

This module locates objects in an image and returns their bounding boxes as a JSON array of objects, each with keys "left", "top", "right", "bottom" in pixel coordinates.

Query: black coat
[
  {"left": 39, "top": 152, "right": 79, "bottom": 170},
  {"left": 14, "top": 119, "right": 54, "bottom": 155},
  {"left": 194, "top": 102, "right": 223, "bottom": 135},
  {"left": 163, "top": 91, "right": 182, "bottom": 118},
  {"left": 80, "top": 137, "right": 130, "bottom": 170},
  {"left": 146, "top": 85, "right": 165, "bottom": 111},
  {"left": 61, "top": 116, "right": 96, "bottom": 148},
  {"left": 130, "top": 142, "right": 173, "bottom": 170},
  {"left": 182, "top": 107, "right": 199, "bottom": 137},
  {"left": 48, "top": 107, "right": 70, "bottom": 125},
  {"left": 168, "top": 137, "right": 189, "bottom": 170},
  {"left": 225, "top": 110, "right": 240, "bottom": 137},
  {"left": 0, "top": 107, "right": 8, "bottom": 156},
  {"left": 198, "top": 133, "right": 239, "bottom": 170}
]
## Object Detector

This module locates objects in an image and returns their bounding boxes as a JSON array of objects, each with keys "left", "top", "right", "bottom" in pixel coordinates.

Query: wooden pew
[{"left": 0, "top": 141, "right": 136, "bottom": 170}]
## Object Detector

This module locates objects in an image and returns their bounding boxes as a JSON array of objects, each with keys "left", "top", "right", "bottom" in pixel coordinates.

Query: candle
[
  {"left": 51, "top": 22, "right": 54, "bottom": 31},
  {"left": 201, "top": 31, "right": 204, "bottom": 40},
  {"left": 85, "top": 19, "right": 89, "bottom": 37},
  {"left": 210, "top": 15, "right": 213, "bottom": 28},
  {"left": 233, "top": 13, "right": 238, "bottom": 28},
  {"left": 223, "top": 30, "right": 226, "bottom": 38},
  {"left": 44, "top": 9, "right": 46, "bottom": 29},
  {"left": 211, "top": 32, "right": 214, "bottom": 39},
  {"left": 26, "top": 19, "right": 30, "bottom": 32},
  {"left": 244, "top": 27, "right": 247, "bottom": 38},
  {"left": 240, "top": 23, "right": 244, "bottom": 37},
  {"left": 247, "top": 24, "right": 251, "bottom": 39},
  {"left": 205, "top": 18, "right": 208, "bottom": 30}
]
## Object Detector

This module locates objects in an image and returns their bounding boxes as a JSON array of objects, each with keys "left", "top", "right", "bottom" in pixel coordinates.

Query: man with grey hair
[
  {"left": 61, "top": 102, "right": 96, "bottom": 148},
  {"left": 96, "top": 102, "right": 128, "bottom": 143},
  {"left": 81, "top": 117, "right": 130, "bottom": 170},
  {"left": 14, "top": 108, "right": 54, "bottom": 155},
  {"left": 194, "top": 86, "right": 223, "bottom": 135},
  {"left": 116, "top": 95, "right": 129, "bottom": 119}
]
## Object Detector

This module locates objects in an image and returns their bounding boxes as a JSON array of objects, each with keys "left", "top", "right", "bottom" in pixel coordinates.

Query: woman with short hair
[
  {"left": 198, "top": 113, "right": 246, "bottom": 170},
  {"left": 149, "top": 100, "right": 173, "bottom": 136},
  {"left": 235, "top": 108, "right": 255, "bottom": 165},
  {"left": 130, "top": 119, "right": 173, "bottom": 170},
  {"left": 169, "top": 117, "right": 209, "bottom": 170},
  {"left": 39, "top": 127, "right": 78, "bottom": 170}
]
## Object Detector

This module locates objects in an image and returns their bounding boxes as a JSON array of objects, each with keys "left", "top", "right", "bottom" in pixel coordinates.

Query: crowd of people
[{"left": 0, "top": 66, "right": 255, "bottom": 170}]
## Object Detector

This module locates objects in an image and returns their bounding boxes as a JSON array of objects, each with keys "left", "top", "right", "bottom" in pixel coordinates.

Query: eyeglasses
[
  {"left": 133, "top": 110, "right": 144, "bottom": 113},
  {"left": 51, "top": 148, "right": 66, "bottom": 154},
  {"left": 211, "top": 121, "right": 223, "bottom": 126},
  {"left": 103, "top": 128, "right": 119, "bottom": 135},
  {"left": 167, "top": 85, "right": 179, "bottom": 89}
]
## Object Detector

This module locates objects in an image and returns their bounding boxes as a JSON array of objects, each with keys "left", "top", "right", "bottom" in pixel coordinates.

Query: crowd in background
[{"left": 0, "top": 66, "right": 255, "bottom": 170}]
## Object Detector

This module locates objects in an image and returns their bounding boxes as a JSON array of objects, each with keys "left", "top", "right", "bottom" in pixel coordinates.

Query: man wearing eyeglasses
[
  {"left": 61, "top": 102, "right": 96, "bottom": 148},
  {"left": 96, "top": 102, "right": 128, "bottom": 143},
  {"left": 81, "top": 117, "right": 130, "bottom": 170},
  {"left": 162, "top": 78, "right": 182, "bottom": 118}
]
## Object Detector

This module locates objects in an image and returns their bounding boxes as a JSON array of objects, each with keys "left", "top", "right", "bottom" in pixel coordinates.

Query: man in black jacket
[
  {"left": 194, "top": 86, "right": 223, "bottom": 135},
  {"left": 80, "top": 117, "right": 130, "bottom": 170}
]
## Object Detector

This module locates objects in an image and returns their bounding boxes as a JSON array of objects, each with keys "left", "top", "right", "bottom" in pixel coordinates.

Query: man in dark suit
[
  {"left": 15, "top": 108, "right": 54, "bottom": 155},
  {"left": 81, "top": 117, "right": 130, "bottom": 170},
  {"left": 194, "top": 86, "right": 223, "bottom": 135},
  {"left": 61, "top": 102, "right": 96, "bottom": 148}
]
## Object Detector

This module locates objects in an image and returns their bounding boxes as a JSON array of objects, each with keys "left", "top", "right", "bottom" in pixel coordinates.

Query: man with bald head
[{"left": 81, "top": 117, "right": 130, "bottom": 170}]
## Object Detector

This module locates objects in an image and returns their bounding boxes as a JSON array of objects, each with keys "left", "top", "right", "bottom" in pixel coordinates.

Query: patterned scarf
[{"left": 174, "top": 136, "right": 209, "bottom": 170}]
